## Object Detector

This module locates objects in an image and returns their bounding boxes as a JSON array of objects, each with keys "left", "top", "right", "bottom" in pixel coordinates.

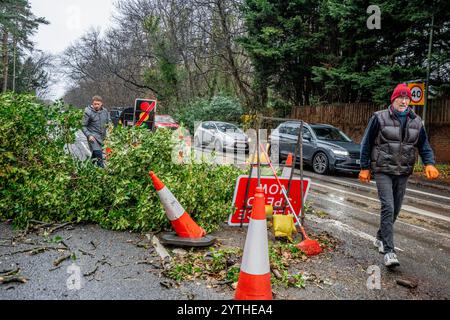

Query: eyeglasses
[{"left": 395, "top": 96, "right": 411, "bottom": 102}]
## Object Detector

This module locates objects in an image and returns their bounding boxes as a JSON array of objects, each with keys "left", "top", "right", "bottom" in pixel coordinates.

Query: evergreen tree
[
  {"left": 0, "top": 0, "right": 48, "bottom": 93},
  {"left": 240, "top": 0, "right": 450, "bottom": 107}
]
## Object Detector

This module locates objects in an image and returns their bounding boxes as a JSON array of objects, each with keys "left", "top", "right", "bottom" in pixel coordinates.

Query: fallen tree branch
[
  {"left": 0, "top": 246, "right": 69, "bottom": 257},
  {"left": 96, "top": 257, "right": 112, "bottom": 267},
  {"left": 78, "top": 249, "right": 95, "bottom": 257},
  {"left": 49, "top": 266, "right": 62, "bottom": 272},
  {"left": 53, "top": 254, "right": 72, "bottom": 267},
  {"left": 30, "top": 247, "right": 48, "bottom": 255},
  {"left": 271, "top": 268, "right": 282, "bottom": 280},
  {"left": 83, "top": 266, "right": 99, "bottom": 277},
  {"left": 0, "top": 268, "right": 20, "bottom": 277},
  {"left": 30, "top": 220, "right": 51, "bottom": 225},
  {"left": 48, "top": 222, "right": 72, "bottom": 235},
  {"left": 0, "top": 275, "right": 28, "bottom": 284}
]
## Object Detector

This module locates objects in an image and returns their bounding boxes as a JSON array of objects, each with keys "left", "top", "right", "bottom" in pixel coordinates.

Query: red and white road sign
[
  {"left": 228, "top": 175, "right": 311, "bottom": 226},
  {"left": 136, "top": 100, "right": 156, "bottom": 127},
  {"left": 408, "top": 83, "right": 425, "bottom": 106}
]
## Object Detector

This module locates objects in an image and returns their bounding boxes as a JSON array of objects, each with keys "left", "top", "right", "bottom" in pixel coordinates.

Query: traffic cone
[
  {"left": 149, "top": 171, "right": 206, "bottom": 239},
  {"left": 281, "top": 153, "right": 293, "bottom": 178},
  {"left": 248, "top": 144, "right": 271, "bottom": 177},
  {"left": 235, "top": 187, "right": 272, "bottom": 300}
]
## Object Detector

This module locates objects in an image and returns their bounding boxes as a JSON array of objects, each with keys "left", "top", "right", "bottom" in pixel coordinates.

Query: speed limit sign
[{"left": 408, "top": 83, "right": 425, "bottom": 106}]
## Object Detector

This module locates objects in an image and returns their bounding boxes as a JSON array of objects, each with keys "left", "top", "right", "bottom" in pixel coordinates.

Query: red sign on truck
[{"left": 228, "top": 175, "right": 311, "bottom": 226}]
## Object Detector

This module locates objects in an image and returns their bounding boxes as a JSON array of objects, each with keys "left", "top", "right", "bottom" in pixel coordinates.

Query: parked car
[
  {"left": 110, "top": 108, "right": 123, "bottom": 127},
  {"left": 155, "top": 115, "right": 180, "bottom": 130},
  {"left": 118, "top": 107, "right": 156, "bottom": 129},
  {"left": 194, "top": 121, "right": 250, "bottom": 153},
  {"left": 269, "top": 121, "right": 361, "bottom": 174}
]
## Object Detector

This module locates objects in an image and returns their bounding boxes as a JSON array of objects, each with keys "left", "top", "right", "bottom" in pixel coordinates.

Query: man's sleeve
[
  {"left": 416, "top": 127, "right": 435, "bottom": 165},
  {"left": 360, "top": 115, "right": 379, "bottom": 170},
  {"left": 82, "top": 109, "right": 93, "bottom": 138}
]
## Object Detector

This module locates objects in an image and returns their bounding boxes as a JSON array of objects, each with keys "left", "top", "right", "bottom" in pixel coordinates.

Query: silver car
[{"left": 194, "top": 121, "right": 250, "bottom": 153}]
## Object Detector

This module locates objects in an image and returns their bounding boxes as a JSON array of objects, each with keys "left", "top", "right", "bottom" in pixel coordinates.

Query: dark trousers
[
  {"left": 375, "top": 173, "right": 409, "bottom": 253},
  {"left": 92, "top": 150, "right": 105, "bottom": 168}
]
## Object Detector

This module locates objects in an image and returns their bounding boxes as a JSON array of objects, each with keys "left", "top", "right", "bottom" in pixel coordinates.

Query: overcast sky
[{"left": 29, "top": 0, "right": 117, "bottom": 100}]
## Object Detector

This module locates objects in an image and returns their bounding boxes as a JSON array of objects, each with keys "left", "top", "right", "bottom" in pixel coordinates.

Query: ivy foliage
[{"left": 0, "top": 94, "right": 243, "bottom": 232}]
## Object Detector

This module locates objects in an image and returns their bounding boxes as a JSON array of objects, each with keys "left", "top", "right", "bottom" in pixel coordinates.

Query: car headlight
[{"left": 331, "top": 149, "right": 349, "bottom": 157}]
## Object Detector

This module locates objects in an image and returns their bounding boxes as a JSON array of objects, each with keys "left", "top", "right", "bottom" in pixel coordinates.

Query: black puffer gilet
[{"left": 371, "top": 107, "right": 422, "bottom": 176}]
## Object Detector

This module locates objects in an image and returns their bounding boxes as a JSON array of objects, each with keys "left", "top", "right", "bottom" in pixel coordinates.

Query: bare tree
[{"left": 61, "top": 0, "right": 255, "bottom": 110}]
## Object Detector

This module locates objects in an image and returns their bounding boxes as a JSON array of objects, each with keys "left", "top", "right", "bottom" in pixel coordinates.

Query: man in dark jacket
[
  {"left": 359, "top": 83, "right": 440, "bottom": 268},
  {"left": 82, "top": 95, "right": 111, "bottom": 168}
]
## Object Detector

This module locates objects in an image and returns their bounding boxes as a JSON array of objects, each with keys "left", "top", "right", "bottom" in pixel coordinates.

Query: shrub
[
  {"left": 0, "top": 94, "right": 243, "bottom": 232},
  {"left": 176, "top": 94, "right": 244, "bottom": 133}
]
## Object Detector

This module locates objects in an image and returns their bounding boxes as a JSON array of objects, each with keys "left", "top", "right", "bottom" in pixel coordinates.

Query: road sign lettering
[
  {"left": 408, "top": 83, "right": 425, "bottom": 106},
  {"left": 228, "top": 175, "right": 311, "bottom": 226}
]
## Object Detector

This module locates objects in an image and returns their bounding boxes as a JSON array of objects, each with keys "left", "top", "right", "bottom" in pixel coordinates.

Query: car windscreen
[
  {"left": 312, "top": 127, "right": 352, "bottom": 142},
  {"left": 216, "top": 123, "right": 242, "bottom": 133},
  {"left": 155, "top": 115, "right": 176, "bottom": 123}
]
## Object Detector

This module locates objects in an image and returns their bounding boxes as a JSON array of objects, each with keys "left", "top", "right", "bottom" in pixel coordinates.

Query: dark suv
[{"left": 269, "top": 121, "right": 361, "bottom": 174}]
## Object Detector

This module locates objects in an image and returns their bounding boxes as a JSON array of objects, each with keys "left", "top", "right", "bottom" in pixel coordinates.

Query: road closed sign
[
  {"left": 228, "top": 175, "right": 311, "bottom": 226},
  {"left": 408, "top": 83, "right": 425, "bottom": 106}
]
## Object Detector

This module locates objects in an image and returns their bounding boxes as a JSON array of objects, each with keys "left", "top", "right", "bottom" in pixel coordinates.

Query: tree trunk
[
  {"left": 216, "top": 0, "right": 251, "bottom": 107},
  {"left": 2, "top": 29, "right": 9, "bottom": 93},
  {"left": 12, "top": 34, "right": 16, "bottom": 93}
]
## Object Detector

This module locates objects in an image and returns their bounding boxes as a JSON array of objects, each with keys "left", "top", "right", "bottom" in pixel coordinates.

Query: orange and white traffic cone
[
  {"left": 281, "top": 153, "right": 293, "bottom": 178},
  {"left": 235, "top": 187, "right": 272, "bottom": 300},
  {"left": 149, "top": 171, "right": 206, "bottom": 239}
]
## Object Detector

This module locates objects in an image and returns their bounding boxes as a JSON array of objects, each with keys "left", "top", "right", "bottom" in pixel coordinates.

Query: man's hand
[
  {"left": 88, "top": 136, "right": 96, "bottom": 143},
  {"left": 359, "top": 169, "right": 371, "bottom": 183},
  {"left": 425, "top": 165, "right": 439, "bottom": 180}
]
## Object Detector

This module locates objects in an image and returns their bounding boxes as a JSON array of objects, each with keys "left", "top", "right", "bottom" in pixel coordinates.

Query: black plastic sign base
[{"left": 160, "top": 232, "right": 216, "bottom": 247}]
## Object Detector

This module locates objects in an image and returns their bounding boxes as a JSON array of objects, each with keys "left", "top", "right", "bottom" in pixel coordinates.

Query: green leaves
[
  {"left": 0, "top": 94, "right": 243, "bottom": 233},
  {"left": 240, "top": 0, "right": 450, "bottom": 106},
  {"left": 176, "top": 94, "right": 244, "bottom": 134}
]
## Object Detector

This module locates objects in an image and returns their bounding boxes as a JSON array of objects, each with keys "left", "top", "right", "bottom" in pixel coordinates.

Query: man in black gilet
[{"left": 359, "top": 83, "right": 440, "bottom": 268}]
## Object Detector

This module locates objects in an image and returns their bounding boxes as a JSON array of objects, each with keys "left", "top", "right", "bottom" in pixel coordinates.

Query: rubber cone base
[{"left": 160, "top": 232, "right": 216, "bottom": 247}]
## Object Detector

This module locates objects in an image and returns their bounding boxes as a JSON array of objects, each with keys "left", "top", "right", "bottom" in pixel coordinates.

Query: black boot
[{"left": 92, "top": 150, "right": 105, "bottom": 168}]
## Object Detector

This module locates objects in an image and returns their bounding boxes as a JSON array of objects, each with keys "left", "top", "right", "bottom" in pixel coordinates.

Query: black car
[
  {"left": 110, "top": 108, "right": 123, "bottom": 127},
  {"left": 269, "top": 121, "right": 361, "bottom": 174}
]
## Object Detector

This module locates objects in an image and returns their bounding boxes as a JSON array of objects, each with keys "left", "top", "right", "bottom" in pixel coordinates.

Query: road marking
[
  {"left": 340, "top": 178, "right": 450, "bottom": 202},
  {"left": 308, "top": 214, "right": 404, "bottom": 252},
  {"left": 402, "top": 205, "right": 450, "bottom": 223},
  {"left": 308, "top": 192, "right": 450, "bottom": 240},
  {"left": 301, "top": 171, "right": 450, "bottom": 203},
  {"left": 311, "top": 182, "right": 450, "bottom": 223}
]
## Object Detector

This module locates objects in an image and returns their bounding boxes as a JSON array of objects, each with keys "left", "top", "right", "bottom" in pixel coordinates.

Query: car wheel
[
  {"left": 214, "top": 140, "right": 223, "bottom": 152},
  {"left": 313, "top": 152, "right": 329, "bottom": 174}
]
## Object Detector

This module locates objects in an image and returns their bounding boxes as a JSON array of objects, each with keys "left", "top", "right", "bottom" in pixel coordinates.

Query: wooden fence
[
  {"left": 290, "top": 99, "right": 450, "bottom": 162},
  {"left": 291, "top": 99, "right": 450, "bottom": 126}
]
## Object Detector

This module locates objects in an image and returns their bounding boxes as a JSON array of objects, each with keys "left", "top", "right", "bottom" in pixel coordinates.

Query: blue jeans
[{"left": 375, "top": 173, "right": 409, "bottom": 253}]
